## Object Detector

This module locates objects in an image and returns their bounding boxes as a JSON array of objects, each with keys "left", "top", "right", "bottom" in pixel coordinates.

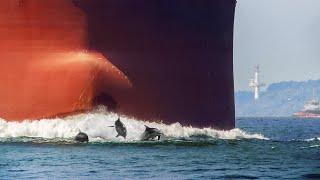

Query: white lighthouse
[{"left": 249, "top": 65, "right": 265, "bottom": 100}]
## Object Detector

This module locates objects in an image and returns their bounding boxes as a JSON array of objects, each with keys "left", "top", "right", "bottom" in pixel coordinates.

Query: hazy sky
[{"left": 234, "top": 0, "right": 320, "bottom": 91}]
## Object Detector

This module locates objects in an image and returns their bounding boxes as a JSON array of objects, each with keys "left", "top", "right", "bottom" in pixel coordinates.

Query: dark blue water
[{"left": 0, "top": 117, "right": 319, "bottom": 180}]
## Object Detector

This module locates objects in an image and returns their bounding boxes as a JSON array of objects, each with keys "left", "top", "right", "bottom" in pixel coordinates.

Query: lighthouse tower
[{"left": 249, "top": 65, "right": 265, "bottom": 100}]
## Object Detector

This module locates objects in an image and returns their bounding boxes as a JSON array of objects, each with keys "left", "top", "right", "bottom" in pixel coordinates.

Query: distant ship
[{"left": 294, "top": 90, "right": 320, "bottom": 118}]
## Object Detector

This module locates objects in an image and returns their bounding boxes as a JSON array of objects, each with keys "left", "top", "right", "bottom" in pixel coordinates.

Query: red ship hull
[
  {"left": 293, "top": 111, "right": 320, "bottom": 118},
  {"left": 0, "top": 0, "right": 236, "bottom": 130}
]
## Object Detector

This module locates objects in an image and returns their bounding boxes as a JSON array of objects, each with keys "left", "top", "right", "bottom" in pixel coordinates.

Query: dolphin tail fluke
[
  {"left": 144, "top": 125, "right": 150, "bottom": 130},
  {"left": 108, "top": 126, "right": 115, "bottom": 127},
  {"left": 116, "top": 134, "right": 120, "bottom": 137},
  {"left": 157, "top": 136, "right": 160, "bottom": 140}
]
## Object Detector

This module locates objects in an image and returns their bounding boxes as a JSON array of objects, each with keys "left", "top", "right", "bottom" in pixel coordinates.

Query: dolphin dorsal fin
[{"left": 144, "top": 125, "right": 150, "bottom": 130}]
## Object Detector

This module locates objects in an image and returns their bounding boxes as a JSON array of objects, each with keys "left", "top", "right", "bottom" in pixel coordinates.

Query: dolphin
[
  {"left": 109, "top": 118, "right": 127, "bottom": 139},
  {"left": 140, "top": 125, "right": 164, "bottom": 141},
  {"left": 75, "top": 130, "right": 89, "bottom": 142}
]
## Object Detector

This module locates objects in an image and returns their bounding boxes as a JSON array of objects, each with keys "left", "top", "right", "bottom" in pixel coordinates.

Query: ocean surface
[{"left": 0, "top": 110, "right": 319, "bottom": 179}]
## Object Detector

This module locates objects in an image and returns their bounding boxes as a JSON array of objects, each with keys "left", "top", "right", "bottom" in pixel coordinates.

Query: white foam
[
  {"left": 0, "top": 110, "right": 268, "bottom": 141},
  {"left": 301, "top": 144, "right": 320, "bottom": 149},
  {"left": 305, "top": 137, "right": 320, "bottom": 142}
]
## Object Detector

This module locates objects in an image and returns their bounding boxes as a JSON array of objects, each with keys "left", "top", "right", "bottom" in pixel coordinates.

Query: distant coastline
[{"left": 235, "top": 79, "right": 320, "bottom": 117}]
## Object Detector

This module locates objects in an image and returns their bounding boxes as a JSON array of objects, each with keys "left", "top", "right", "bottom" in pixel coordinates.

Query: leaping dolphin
[
  {"left": 109, "top": 118, "right": 127, "bottom": 139},
  {"left": 140, "top": 125, "right": 164, "bottom": 141}
]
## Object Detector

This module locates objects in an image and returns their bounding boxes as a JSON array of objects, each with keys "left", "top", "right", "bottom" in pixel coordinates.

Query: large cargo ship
[
  {"left": 293, "top": 92, "right": 320, "bottom": 118},
  {"left": 0, "top": 0, "right": 236, "bottom": 130}
]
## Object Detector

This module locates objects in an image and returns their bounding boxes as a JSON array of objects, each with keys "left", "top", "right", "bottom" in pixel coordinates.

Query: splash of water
[
  {"left": 305, "top": 137, "right": 320, "bottom": 142},
  {"left": 0, "top": 110, "right": 268, "bottom": 142}
]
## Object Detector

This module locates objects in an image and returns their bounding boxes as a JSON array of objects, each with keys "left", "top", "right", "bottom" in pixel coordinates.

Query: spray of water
[{"left": 0, "top": 109, "right": 268, "bottom": 142}]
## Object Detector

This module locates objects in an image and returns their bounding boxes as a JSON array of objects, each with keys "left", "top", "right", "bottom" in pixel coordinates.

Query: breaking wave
[
  {"left": 0, "top": 109, "right": 268, "bottom": 142},
  {"left": 305, "top": 137, "right": 320, "bottom": 142}
]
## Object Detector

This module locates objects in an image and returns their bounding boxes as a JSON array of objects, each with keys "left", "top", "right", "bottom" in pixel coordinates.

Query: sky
[{"left": 234, "top": 0, "right": 320, "bottom": 91}]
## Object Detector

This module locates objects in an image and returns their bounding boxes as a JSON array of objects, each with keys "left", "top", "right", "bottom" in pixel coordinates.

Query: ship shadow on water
[{"left": 0, "top": 135, "right": 268, "bottom": 148}]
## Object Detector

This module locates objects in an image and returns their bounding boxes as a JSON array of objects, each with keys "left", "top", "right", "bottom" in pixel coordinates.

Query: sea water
[{"left": 0, "top": 110, "right": 319, "bottom": 179}]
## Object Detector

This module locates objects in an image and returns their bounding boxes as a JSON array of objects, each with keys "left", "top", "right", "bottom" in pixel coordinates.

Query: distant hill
[{"left": 235, "top": 80, "right": 320, "bottom": 117}]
